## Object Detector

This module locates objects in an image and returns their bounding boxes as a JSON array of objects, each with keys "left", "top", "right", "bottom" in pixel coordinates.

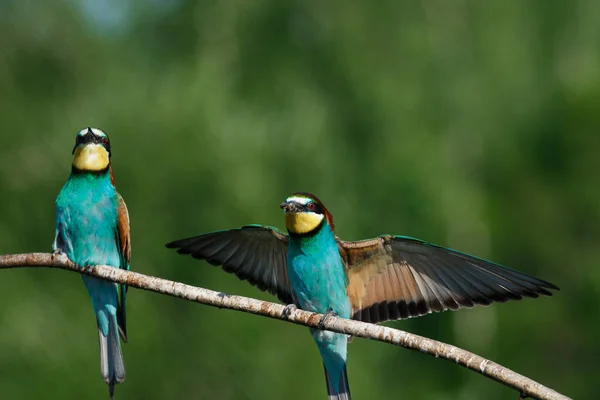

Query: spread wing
[
  {"left": 338, "top": 235, "right": 559, "bottom": 324},
  {"left": 116, "top": 194, "right": 130, "bottom": 342},
  {"left": 166, "top": 225, "right": 293, "bottom": 304}
]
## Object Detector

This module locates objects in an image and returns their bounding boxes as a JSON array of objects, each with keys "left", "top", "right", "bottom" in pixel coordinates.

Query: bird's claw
[
  {"left": 51, "top": 248, "right": 65, "bottom": 260},
  {"left": 318, "top": 310, "right": 338, "bottom": 330},
  {"left": 282, "top": 304, "right": 297, "bottom": 318}
]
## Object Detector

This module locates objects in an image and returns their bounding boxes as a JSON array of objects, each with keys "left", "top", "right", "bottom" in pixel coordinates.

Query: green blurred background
[{"left": 0, "top": 1, "right": 597, "bottom": 399}]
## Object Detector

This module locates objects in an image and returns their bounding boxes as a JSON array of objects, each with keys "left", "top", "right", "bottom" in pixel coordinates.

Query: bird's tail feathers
[
  {"left": 324, "top": 363, "right": 351, "bottom": 400},
  {"left": 98, "top": 316, "right": 126, "bottom": 399}
]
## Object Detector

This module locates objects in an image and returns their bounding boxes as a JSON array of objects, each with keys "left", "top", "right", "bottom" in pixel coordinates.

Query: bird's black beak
[
  {"left": 280, "top": 201, "right": 301, "bottom": 213},
  {"left": 72, "top": 127, "right": 97, "bottom": 154}
]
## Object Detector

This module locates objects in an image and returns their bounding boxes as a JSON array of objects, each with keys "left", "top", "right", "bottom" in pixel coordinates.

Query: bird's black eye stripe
[
  {"left": 97, "top": 136, "right": 111, "bottom": 155},
  {"left": 90, "top": 134, "right": 111, "bottom": 155},
  {"left": 72, "top": 135, "right": 84, "bottom": 154},
  {"left": 305, "top": 202, "right": 322, "bottom": 214}
]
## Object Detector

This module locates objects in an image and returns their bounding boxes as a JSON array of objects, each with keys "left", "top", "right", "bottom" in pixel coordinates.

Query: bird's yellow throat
[
  {"left": 285, "top": 212, "right": 324, "bottom": 235},
  {"left": 72, "top": 144, "right": 109, "bottom": 171}
]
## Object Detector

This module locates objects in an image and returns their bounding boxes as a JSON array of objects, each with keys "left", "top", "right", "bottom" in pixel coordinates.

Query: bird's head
[
  {"left": 280, "top": 192, "right": 335, "bottom": 235},
  {"left": 71, "top": 127, "right": 112, "bottom": 172}
]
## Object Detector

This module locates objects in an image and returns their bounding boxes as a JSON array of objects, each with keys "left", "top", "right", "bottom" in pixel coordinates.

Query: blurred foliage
[{"left": 0, "top": 1, "right": 598, "bottom": 399}]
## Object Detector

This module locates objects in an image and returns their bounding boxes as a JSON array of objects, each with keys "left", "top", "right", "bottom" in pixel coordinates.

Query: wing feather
[
  {"left": 115, "top": 194, "right": 130, "bottom": 342},
  {"left": 166, "top": 225, "right": 293, "bottom": 304},
  {"left": 339, "top": 236, "right": 558, "bottom": 324}
]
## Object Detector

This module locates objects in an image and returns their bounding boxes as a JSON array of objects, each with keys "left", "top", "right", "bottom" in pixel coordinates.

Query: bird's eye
[
  {"left": 307, "top": 202, "right": 315, "bottom": 211},
  {"left": 101, "top": 137, "right": 108, "bottom": 145}
]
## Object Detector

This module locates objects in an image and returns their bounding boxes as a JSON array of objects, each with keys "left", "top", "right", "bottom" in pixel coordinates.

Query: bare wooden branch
[{"left": 0, "top": 252, "right": 570, "bottom": 400}]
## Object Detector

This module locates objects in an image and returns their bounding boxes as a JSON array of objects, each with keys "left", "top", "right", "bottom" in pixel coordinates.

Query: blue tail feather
[
  {"left": 99, "top": 316, "right": 125, "bottom": 399},
  {"left": 324, "top": 363, "right": 351, "bottom": 400}
]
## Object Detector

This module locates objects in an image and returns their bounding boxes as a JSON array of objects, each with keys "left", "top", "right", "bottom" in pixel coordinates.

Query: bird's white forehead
[
  {"left": 286, "top": 196, "right": 313, "bottom": 205},
  {"left": 77, "top": 127, "right": 107, "bottom": 138}
]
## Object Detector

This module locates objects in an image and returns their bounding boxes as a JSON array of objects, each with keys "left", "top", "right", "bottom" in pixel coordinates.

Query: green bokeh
[{"left": 1, "top": 1, "right": 597, "bottom": 399}]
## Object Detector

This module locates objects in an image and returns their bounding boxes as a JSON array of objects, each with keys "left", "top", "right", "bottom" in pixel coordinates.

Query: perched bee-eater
[
  {"left": 53, "top": 127, "right": 130, "bottom": 399},
  {"left": 166, "top": 192, "right": 558, "bottom": 400}
]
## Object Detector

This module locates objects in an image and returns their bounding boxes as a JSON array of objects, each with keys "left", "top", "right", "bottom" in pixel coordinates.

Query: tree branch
[{"left": 0, "top": 253, "right": 569, "bottom": 400}]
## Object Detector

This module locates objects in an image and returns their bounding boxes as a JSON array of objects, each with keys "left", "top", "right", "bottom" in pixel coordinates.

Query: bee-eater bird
[
  {"left": 166, "top": 192, "right": 558, "bottom": 400},
  {"left": 53, "top": 127, "right": 130, "bottom": 399}
]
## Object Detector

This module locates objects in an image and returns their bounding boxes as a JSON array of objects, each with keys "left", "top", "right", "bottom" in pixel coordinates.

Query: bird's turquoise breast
[
  {"left": 287, "top": 224, "right": 351, "bottom": 319},
  {"left": 287, "top": 223, "right": 351, "bottom": 391},
  {"left": 56, "top": 173, "right": 120, "bottom": 268}
]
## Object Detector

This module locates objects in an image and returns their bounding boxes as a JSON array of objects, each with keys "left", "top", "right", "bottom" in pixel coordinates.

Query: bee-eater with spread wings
[{"left": 167, "top": 192, "right": 557, "bottom": 400}]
